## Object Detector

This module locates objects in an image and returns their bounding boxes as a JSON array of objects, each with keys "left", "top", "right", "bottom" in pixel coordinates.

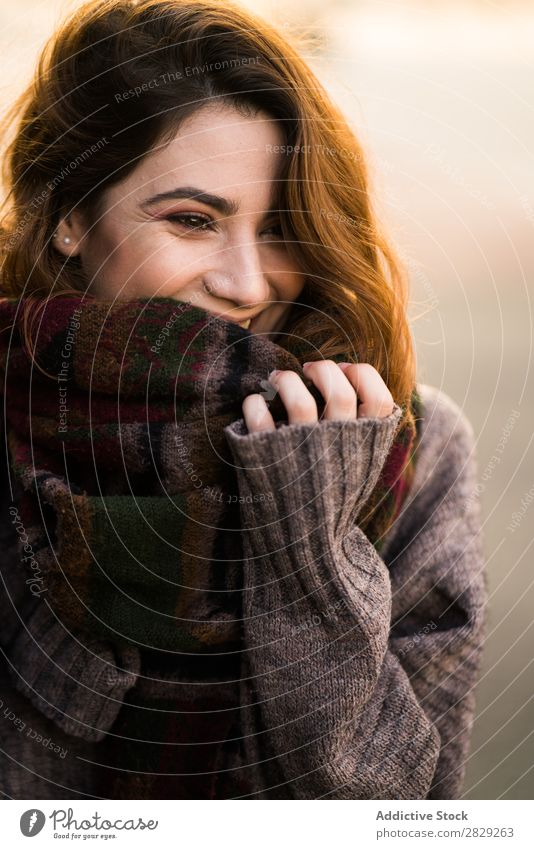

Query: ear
[{"left": 52, "top": 211, "right": 87, "bottom": 257}]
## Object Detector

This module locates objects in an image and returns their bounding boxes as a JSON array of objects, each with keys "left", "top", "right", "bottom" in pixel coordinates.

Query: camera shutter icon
[{"left": 259, "top": 378, "right": 278, "bottom": 402}]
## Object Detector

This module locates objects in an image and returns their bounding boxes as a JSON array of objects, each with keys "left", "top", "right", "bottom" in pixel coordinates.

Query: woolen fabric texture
[{"left": 0, "top": 293, "right": 487, "bottom": 799}]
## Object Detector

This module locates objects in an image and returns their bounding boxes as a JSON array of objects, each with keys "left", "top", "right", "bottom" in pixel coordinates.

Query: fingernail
[
  {"left": 302, "top": 362, "right": 311, "bottom": 370},
  {"left": 338, "top": 362, "right": 352, "bottom": 370},
  {"left": 268, "top": 369, "right": 279, "bottom": 381}
]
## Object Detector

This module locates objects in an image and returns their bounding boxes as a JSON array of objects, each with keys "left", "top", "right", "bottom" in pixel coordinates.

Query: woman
[{"left": 0, "top": 0, "right": 487, "bottom": 800}]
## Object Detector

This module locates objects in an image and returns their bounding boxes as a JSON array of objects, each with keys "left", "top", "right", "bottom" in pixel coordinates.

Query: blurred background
[{"left": 0, "top": 0, "right": 532, "bottom": 799}]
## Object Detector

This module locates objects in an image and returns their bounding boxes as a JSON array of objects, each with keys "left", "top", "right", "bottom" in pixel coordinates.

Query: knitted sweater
[{"left": 0, "top": 381, "right": 487, "bottom": 799}]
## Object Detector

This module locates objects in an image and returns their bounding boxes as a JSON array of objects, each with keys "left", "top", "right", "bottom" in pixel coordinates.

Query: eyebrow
[{"left": 140, "top": 186, "right": 240, "bottom": 216}]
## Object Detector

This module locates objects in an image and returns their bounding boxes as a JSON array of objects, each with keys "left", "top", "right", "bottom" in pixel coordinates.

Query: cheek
[
  {"left": 85, "top": 227, "right": 198, "bottom": 297},
  {"left": 277, "top": 272, "right": 306, "bottom": 305},
  {"left": 265, "top": 250, "right": 307, "bottom": 303}
]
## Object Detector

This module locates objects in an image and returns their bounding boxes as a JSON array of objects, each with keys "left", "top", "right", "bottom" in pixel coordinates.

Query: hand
[{"left": 242, "top": 360, "right": 395, "bottom": 434}]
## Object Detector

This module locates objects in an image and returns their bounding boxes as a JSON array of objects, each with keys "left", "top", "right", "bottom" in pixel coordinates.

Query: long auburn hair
[{"left": 0, "top": 0, "right": 416, "bottom": 433}]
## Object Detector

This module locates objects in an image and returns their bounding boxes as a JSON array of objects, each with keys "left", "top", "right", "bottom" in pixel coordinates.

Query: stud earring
[{"left": 52, "top": 232, "right": 72, "bottom": 245}]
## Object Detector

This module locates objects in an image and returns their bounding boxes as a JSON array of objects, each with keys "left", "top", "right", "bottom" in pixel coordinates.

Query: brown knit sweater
[{"left": 0, "top": 382, "right": 487, "bottom": 799}]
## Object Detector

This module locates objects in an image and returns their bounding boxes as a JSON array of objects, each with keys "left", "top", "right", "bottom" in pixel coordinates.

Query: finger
[
  {"left": 337, "top": 362, "right": 394, "bottom": 418},
  {"left": 268, "top": 369, "right": 318, "bottom": 425},
  {"left": 242, "top": 393, "right": 277, "bottom": 433},
  {"left": 302, "top": 360, "right": 357, "bottom": 421}
]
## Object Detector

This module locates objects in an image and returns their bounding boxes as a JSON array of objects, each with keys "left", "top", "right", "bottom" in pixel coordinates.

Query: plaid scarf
[{"left": 0, "top": 293, "right": 423, "bottom": 798}]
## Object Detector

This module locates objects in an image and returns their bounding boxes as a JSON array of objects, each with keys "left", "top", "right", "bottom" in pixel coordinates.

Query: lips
[{"left": 211, "top": 310, "right": 263, "bottom": 331}]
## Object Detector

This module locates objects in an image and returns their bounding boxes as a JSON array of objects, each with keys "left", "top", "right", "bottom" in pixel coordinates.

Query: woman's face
[{"left": 55, "top": 103, "right": 306, "bottom": 338}]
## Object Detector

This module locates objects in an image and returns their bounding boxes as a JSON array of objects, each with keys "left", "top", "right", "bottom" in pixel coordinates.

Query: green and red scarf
[{"left": 0, "top": 292, "right": 422, "bottom": 797}]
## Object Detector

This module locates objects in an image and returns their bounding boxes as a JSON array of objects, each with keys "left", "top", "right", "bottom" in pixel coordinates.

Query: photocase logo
[{"left": 20, "top": 809, "right": 46, "bottom": 836}]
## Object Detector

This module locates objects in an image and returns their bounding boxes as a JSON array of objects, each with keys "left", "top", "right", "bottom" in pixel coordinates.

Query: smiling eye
[
  {"left": 165, "top": 213, "right": 286, "bottom": 239},
  {"left": 166, "top": 213, "right": 214, "bottom": 231},
  {"left": 262, "top": 220, "right": 284, "bottom": 238}
]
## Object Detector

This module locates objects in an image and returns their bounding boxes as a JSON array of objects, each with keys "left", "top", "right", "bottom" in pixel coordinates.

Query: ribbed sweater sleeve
[
  {"left": 222, "top": 387, "right": 487, "bottom": 799},
  {"left": 0, "top": 597, "right": 140, "bottom": 743},
  {"left": 0, "top": 421, "right": 142, "bottom": 744}
]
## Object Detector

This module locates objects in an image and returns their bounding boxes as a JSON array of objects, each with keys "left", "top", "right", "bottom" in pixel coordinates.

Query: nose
[{"left": 203, "top": 239, "right": 271, "bottom": 311}]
